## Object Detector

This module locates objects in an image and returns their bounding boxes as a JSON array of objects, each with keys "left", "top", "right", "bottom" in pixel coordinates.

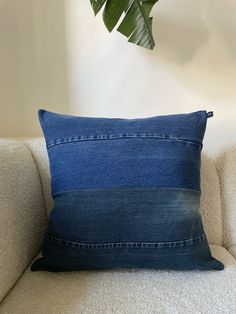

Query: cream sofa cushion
[{"left": 0, "top": 245, "right": 235, "bottom": 314}]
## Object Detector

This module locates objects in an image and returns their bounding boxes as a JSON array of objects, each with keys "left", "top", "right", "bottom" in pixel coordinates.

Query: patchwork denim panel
[
  {"left": 48, "top": 138, "right": 201, "bottom": 195},
  {"left": 31, "top": 110, "right": 224, "bottom": 271}
]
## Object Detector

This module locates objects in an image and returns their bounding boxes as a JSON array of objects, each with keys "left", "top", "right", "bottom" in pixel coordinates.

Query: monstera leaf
[{"left": 90, "top": 0, "right": 158, "bottom": 50}]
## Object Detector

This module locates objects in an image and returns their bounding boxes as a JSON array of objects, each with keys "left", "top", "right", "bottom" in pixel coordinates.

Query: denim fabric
[
  {"left": 31, "top": 110, "right": 224, "bottom": 271},
  {"left": 48, "top": 138, "right": 201, "bottom": 194}
]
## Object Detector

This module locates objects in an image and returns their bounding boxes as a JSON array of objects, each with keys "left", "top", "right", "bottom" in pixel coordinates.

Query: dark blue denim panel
[
  {"left": 31, "top": 187, "right": 223, "bottom": 271},
  {"left": 31, "top": 232, "right": 224, "bottom": 272},
  {"left": 48, "top": 139, "right": 201, "bottom": 195},
  {"left": 39, "top": 110, "right": 207, "bottom": 149},
  {"left": 47, "top": 188, "right": 204, "bottom": 243}
]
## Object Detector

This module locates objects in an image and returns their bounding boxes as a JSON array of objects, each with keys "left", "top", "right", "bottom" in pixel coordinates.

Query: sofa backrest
[
  {"left": 200, "top": 155, "right": 222, "bottom": 245},
  {"left": 26, "top": 138, "right": 53, "bottom": 216}
]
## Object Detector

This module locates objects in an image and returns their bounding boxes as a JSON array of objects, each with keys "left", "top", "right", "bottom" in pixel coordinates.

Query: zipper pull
[{"left": 207, "top": 111, "right": 214, "bottom": 118}]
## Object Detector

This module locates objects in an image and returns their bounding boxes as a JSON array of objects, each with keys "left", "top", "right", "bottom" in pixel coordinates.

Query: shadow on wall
[
  {"left": 0, "top": 0, "right": 70, "bottom": 137},
  {"left": 152, "top": 2, "right": 209, "bottom": 65},
  {"left": 144, "top": 0, "right": 236, "bottom": 102},
  {"left": 207, "top": 0, "right": 236, "bottom": 59}
]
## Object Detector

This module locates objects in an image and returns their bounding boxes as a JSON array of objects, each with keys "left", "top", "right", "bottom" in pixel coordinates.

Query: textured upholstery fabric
[
  {"left": 200, "top": 154, "right": 223, "bottom": 245},
  {"left": 26, "top": 138, "right": 53, "bottom": 216},
  {"left": 0, "top": 246, "right": 235, "bottom": 314},
  {"left": 0, "top": 140, "right": 46, "bottom": 302},
  {"left": 216, "top": 147, "right": 236, "bottom": 256},
  {"left": 230, "top": 246, "right": 236, "bottom": 258}
]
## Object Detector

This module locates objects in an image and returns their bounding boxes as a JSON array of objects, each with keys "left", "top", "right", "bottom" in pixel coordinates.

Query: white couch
[{"left": 0, "top": 138, "right": 236, "bottom": 314}]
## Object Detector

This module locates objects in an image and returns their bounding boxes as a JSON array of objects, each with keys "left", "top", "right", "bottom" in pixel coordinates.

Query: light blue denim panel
[
  {"left": 31, "top": 110, "right": 224, "bottom": 271},
  {"left": 32, "top": 187, "right": 223, "bottom": 271},
  {"left": 48, "top": 188, "right": 203, "bottom": 243}
]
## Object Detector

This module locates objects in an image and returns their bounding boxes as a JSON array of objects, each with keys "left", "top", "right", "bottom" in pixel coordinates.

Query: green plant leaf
[
  {"left": 90, "top": 0, "right": 158, "bottom": 50},
  {"left": 90, "top": 0, "right": 106, "bottom": 15}
]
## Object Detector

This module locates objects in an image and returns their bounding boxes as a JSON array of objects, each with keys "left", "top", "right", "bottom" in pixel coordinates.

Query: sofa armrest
[
  {"left": 216, "top": 146, "right": 236, "bottom": 258},
  {"left": 0, "top": 139, "right": 47, "bottom": 302}
]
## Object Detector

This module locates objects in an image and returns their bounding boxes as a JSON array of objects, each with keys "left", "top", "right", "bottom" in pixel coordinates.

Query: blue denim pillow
[{"left": 31, "top": 110, "right": 224, "bottom": 271}]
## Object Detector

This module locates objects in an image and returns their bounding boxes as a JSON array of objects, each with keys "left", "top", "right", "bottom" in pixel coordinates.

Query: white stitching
[
  {"left": 47, "top": 134, "right": 202, "bottom": 149},
  {"left": 45, "top": 234, "right": 206, "bottom": 249}
]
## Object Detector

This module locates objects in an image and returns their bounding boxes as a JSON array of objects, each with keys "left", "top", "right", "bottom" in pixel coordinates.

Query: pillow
[{"left": 31, "top": 110, "right": 224, "bottom": 272}]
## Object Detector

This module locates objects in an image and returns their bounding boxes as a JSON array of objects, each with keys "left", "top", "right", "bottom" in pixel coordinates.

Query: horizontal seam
[
  {"left": 52, "top": 186, "right": 201, "bottom": 197},
  {"left": 45, "top": 234, "right": 206, "bottom": 249},
  {"left": 46, "top": 134, "right": 202, "bottom": 149}
]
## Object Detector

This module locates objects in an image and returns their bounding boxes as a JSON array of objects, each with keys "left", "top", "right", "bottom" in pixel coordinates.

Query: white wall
[
  {"left": 1, "top": 0, "right": 236, "bottom": 154},
  {"left": 0, "top": 0, "right": 69, "bottom": 137}
]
